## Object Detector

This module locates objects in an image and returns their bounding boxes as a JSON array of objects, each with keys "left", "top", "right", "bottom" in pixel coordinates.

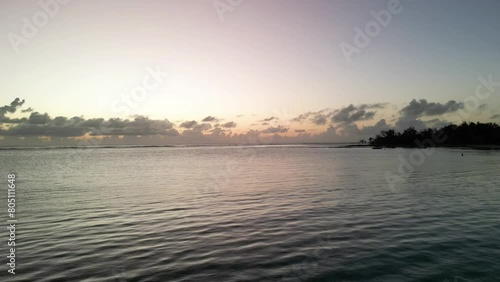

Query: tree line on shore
[{"left": 359, "top": 122, "right": 500, "bottom": 147}]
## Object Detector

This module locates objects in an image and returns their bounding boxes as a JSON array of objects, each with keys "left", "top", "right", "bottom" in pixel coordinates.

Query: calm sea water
[{"left": 1, "top": 146, "right": 499, "bottom": 281}]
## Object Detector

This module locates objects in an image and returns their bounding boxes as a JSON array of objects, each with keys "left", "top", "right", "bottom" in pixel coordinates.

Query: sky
[{"left": 1, "top": 0, "right": 500, "bottom": 146}]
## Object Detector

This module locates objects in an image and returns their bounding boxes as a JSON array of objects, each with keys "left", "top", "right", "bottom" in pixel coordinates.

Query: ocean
[{"left": 1, "top": 146, "right": 499, "bottom": 281}]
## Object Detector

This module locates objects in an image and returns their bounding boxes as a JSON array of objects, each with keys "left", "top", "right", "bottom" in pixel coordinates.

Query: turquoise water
[{"left": 1, "top": 146, "right": 499, "bottom": 281}]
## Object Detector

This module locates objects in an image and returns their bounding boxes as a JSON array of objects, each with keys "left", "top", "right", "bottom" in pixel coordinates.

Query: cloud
[
  {"left": 0, "top": 117, "right": 27, "bottom": 124},
  {"left": 491, "top": 114, "right": 500, "bottom": 119},
  {"left": 181, "top": 122, "right": 214, "bottom": 137},
  {"left": 312, "top": 114, "right": 328, "bottom": 125},
  {"left": 290, "top": 112, "right": 313, "bottom": 123},
  {"left": 92, "top": 116, "right": 177, "bottom": 136},
  {"left": 209, "top": 127, "right": 229, "bottom": 137},
  {"left": 180, "top": 120, "right": 197, "bottom": 128},
  {"left": 291, "top": 109, "right": 331, "bottom": 125},
  {"left": 261, "top": 125, "right": 289, "bottom": 133},
  {"left": 0, "top": 111, "right": 178, "bottom": 137},
  {"left": 0, "top": 98, "right": 25, "bottom": 116},
  {"left": 1, "top": 124, "right": 87, "bottom": 137},
  {"left": 292, "top": 104, "right": 384, "bottom": 125},
  {"left": 400, "top": 99, "right": 464, "bottom": 118},
  {"left": 331, "top": 104, "right": 376, "bottom": 123},
  {"left": 260, "top": 116, "right": 278, "bottom": 122},
  {"left": 334, "top": 119, "right": 390, "bottom": 141},
  {"left": 81, "top": 118, "right": 105, "bottom": 128},
  {"left": 395, "top": 99, "right": 466, "bottom": 131},
  {"left": 52, "top": 116, "right": 68, "bottom": 126},
  {"left": 359, "top": 103, "right": 386, "bottom": 110},
  {"left": 222, "top": 121, "right": 237, "bottom": 128},
  {"left": 294, "top": 129, "right": 306, "bottom": 133},
  {"left": 314, "top": 126, "right": 337, "bottom": 142},
  {"left": 202, "top": 116, "right": 219, "bottom": 122},
  {"left": 28, "top": 112, "right": 51, "bottom": 125},
  {"left": 395, "top": 115, "right": 426, "bottom": 131},
  {"left": 193, "top": 123, "right": 212, "bottom": 131},
  {"left": 21, "top": 107, "right": 34, "bottom": 113}
]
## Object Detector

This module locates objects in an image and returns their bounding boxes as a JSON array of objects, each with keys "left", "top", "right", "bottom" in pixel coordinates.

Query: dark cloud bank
[{"left": 0, "top": 98, "right": 488, "bottom": 147}]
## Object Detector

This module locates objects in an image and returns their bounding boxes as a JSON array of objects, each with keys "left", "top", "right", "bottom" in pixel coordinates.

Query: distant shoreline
[
  {"left": 0, "top": 143, "right": 339, "bottom": 150},
  {"left": 1, "top": 143, "right": 500, "bottom": 151}
]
